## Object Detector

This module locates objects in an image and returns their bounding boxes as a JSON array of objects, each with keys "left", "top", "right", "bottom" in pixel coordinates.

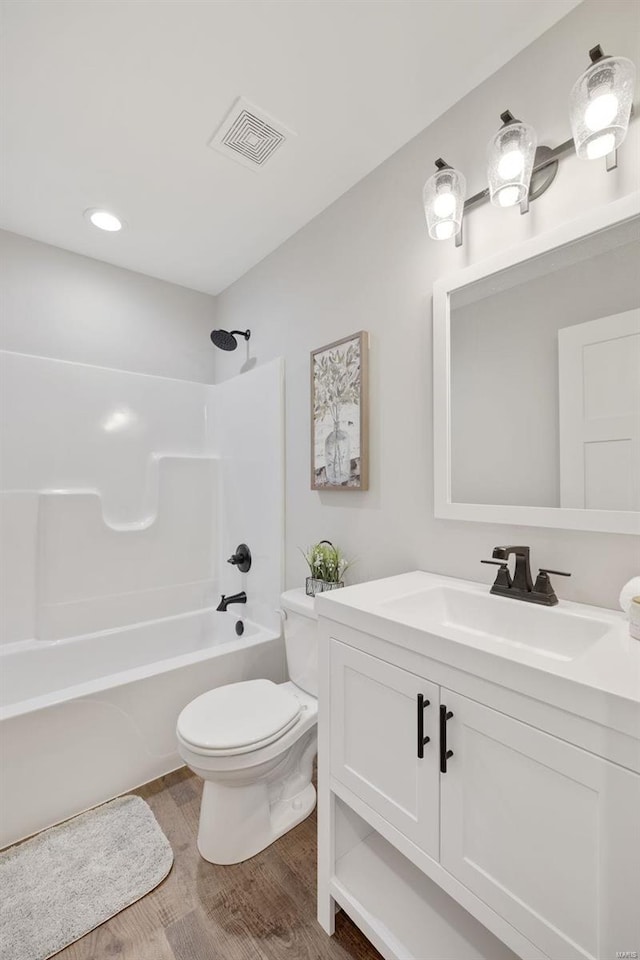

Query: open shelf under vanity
[{"left": 329, "top": 798, "right": 519, "bottom": 960}]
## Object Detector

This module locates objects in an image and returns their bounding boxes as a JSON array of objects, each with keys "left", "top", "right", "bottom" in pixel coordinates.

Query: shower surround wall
[
  {"left": 1, "top": 352, "right": 216, "bottom": 644},
  {"left": 0, "top": 350, "right": 285, "bottom": 846},
  {"left": 0, "top": 349, "right": 286, "bottom": 642}
]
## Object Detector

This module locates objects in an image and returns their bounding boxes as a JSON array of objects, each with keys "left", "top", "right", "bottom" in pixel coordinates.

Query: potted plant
[{"left": 302, "top": 540, "right": 352, "bottom": 597}]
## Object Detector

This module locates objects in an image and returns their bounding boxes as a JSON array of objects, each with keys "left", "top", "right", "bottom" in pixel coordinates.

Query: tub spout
[{"left": 216, "top": 591, "right": 247, "bottom": 612}]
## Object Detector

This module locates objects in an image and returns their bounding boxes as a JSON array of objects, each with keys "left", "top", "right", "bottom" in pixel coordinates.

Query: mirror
[{"left": 433, "top": 195, "right": 640, "bottom": 534}]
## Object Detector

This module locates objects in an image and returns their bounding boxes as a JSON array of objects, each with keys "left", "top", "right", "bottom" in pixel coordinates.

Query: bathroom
[{"left": 0, "top": 0, "right": 638, "bottom": 958}]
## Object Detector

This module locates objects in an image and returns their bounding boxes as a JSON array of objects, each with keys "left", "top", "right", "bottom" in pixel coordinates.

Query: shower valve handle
[{"left": 227, "top": 543, "right": 252, "bottom": 574}]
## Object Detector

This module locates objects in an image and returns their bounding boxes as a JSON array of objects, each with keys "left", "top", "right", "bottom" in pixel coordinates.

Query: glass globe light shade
[
  {"left": 423, "top": 166, "right": 466, "bottom": 241},
  {"left": 570, "top": 54, "right": 635, "bottom": 160},
  {"left": 487, "top": 117, "right": 537, "bottom": 208}
]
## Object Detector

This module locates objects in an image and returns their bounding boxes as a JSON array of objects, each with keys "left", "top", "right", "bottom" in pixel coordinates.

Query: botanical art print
[{"left": 311, "top": 331, "right": 369, "bottom": 490}]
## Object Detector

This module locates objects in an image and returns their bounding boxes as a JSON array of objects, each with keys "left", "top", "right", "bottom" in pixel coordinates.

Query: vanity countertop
[{"left": 315, "top": 571, "right": 640, "bottom": 741}]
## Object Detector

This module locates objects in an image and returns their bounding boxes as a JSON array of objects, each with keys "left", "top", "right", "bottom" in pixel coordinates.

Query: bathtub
[{"left": 0, "top": 609, "right": 285, "bottom": 848}]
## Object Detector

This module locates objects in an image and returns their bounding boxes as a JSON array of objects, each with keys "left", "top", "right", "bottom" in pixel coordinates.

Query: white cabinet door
[
  {"left": 330, "top": 638, "right": 440, "bottom": 860},
  {"left": 440, "top": 690, "right": 640, "bottom": 960}
]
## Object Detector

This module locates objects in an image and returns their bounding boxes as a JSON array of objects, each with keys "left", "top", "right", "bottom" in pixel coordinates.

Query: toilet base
[
  {"left": 193, "top": 725, "right": 318, "bottom": 865},
  {"left": 269, "top": 781, "right": 317, "bottom": 844},
  {"left": 197, "top": 779, "right": 316, "bottom": 865}
]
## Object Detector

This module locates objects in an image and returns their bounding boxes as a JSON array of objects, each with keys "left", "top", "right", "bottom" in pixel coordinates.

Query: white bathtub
[{"left": 0, "top": 609, "right": 285, "bottom": 848}]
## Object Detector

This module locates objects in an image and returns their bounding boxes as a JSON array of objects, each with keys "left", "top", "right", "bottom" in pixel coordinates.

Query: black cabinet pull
[
  {"left": 439, "top": 704, "right": 454, "bottom": 773},
  {"left": 417, "top": 694, "right": 431, "bottom": 758}
]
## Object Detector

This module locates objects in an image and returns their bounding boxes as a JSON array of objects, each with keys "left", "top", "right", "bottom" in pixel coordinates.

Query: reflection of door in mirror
[{"left": 559, "top": 309, "right": 640, "bottom": 511}]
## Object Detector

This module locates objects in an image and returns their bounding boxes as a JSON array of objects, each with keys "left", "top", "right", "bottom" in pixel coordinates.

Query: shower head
[{"left": 210, "top": 328, "right": 251, "bottom": 351}]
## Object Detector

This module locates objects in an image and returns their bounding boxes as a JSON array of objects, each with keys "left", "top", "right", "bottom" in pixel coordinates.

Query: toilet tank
[{"left": 280, "top": 589, "right": 318, "bottom": 697}]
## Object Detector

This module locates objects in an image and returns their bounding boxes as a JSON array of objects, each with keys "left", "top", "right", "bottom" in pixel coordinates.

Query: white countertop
[{"left": 315, "top": 571, "right": 640, "bottom": 741}]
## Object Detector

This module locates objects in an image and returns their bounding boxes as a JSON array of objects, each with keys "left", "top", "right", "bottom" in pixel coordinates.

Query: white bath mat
[{"left": 0, "top": 795, "right": 173, "bottom": 960}]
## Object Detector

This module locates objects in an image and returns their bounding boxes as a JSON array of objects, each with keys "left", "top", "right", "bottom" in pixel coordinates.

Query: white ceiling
[{"left": 1, "top": 0, "right": 580, "bottom": 295}]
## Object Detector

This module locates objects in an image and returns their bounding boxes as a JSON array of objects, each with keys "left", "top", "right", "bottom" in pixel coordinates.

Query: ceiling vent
[{"left": 208, "top": 97, "right": 295, "bottom": 170}]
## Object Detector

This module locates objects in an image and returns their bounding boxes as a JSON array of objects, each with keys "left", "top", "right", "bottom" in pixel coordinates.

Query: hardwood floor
[{"left": 56, "top": 769, "right": 381, "bottom": 960}]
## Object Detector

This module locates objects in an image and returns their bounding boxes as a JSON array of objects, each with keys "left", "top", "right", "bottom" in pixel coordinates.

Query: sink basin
[{"left": 378, "top": 586, "right": 612, "bottom": 661}]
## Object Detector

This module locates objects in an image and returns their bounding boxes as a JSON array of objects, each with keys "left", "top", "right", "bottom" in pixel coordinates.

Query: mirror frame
[{"left": 433, "top": 192, "right": 640, "bottom": 535}]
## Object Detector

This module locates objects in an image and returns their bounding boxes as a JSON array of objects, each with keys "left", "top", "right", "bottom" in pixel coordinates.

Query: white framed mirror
[{"left": 433, "top": 193, "right": 640, "bottom": 535}]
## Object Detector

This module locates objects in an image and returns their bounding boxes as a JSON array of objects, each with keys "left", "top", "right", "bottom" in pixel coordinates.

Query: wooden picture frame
[{"left": 310, "top": 331, "right": 369, "bottom": 491}]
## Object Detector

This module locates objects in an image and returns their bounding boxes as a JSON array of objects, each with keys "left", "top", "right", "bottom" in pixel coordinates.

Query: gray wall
[
  {"left": 213, "top": 0, "right": 640, "bottom": 609},
  {"left": 0, "top": 231, "right": 217, "bottom": 382}
]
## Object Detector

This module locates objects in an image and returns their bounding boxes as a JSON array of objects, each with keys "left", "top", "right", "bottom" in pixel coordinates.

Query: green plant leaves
[{"left": 300, "top": 541, "right": 352, "bottom": 583}]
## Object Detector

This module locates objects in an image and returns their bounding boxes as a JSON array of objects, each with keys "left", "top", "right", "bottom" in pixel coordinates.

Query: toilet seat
[{"left": 177, "top": 679, "right": 301, "bottom": 757}]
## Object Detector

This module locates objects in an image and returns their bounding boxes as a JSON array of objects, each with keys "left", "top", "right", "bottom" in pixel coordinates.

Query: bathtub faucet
[{"left": 216, "top": 591, "right": 247, "bottom": 612}]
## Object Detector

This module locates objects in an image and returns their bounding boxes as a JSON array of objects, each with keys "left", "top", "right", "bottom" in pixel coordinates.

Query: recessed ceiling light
[{"left": 84, "top": 208, "right": 123, "bottom": 232}]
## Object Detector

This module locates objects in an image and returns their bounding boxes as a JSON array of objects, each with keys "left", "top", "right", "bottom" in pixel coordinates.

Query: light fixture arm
[{"left": 499, "top": 109, "right": 518, "bottom": 126}]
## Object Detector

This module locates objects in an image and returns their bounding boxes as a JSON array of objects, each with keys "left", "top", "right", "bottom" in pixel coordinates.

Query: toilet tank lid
[{"left": 280, "top": 588, "right": 318, "bottom": 620}]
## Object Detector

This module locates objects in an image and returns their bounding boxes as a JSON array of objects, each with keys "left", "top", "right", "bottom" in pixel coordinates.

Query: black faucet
[
  {"left": 216, "top": 591, "right": 247, "bottom": 612},
  {"left": 482, "top": 546, "right": 570, "bottom": 606},
  {"left": 491, "top": 545, "right": 533, "bottom": 592}
]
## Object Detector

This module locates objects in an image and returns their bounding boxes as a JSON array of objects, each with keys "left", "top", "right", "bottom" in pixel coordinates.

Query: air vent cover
[{"left": 208, "top": 97, "right": 295, "bottom": 170}]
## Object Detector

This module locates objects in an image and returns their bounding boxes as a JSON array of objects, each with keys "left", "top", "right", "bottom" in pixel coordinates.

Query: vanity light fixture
[
  {"left": 423, "top": 159, "right": 466, "bottom": 246},
  {"left": 570, "top": 45, "right": 635, "bottom": 169},
  {"left": 84, "top": 208, "right": 123, "bottom": 232},
  {"left": 424, "top": 43, "right": 636, "bottom": 246},
  {"left": 487, "top": 111, "right": 537, "bottom": 210}
]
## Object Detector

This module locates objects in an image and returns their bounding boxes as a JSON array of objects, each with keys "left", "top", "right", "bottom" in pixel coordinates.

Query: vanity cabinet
[
  {"left": 329, "top": 640, "right": 440, "bottom": 859},
  {"left": 440, "top": 689, "right": 640, "bottom": 960},
  {"left": 320, "top": 627, "right": 640, "bottom": 960}
]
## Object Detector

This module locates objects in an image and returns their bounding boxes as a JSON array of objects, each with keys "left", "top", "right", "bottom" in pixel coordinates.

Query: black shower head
[{"left": 210, "top": 329, "right": 251, "bottom": 351}]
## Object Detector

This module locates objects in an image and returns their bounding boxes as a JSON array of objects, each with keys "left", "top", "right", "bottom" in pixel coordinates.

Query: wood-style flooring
[{"left": 57, "top": 768, "right": 381, "bottom": 960}]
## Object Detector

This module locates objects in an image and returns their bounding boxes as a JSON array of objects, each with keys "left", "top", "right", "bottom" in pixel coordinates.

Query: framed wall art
[{"left": 310, "top": 331, "right": 369, "bottom": 491}]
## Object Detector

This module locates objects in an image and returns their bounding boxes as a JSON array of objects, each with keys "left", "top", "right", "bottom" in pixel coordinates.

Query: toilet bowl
[{"left": 177, "top": 589, "right": 318, "bottom": 864}]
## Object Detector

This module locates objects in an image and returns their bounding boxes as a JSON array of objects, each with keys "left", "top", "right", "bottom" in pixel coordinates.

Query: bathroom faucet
[
  {"left": 216, "top": 591, "right": 247, "bottom": 612},
  {"left": 491, "top": 545, "right": 533, "bottom": 592},
  {"left": 482, "top": 546, "right": 570, "bottom": 606}
]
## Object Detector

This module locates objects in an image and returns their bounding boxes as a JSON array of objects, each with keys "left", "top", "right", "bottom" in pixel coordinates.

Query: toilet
[{"left": 176, "top": 589, "right": 318, "bottom": 864}]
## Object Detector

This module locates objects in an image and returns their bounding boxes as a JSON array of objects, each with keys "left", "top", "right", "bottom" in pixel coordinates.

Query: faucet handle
[
  {"left": 481, "top": 559, "right": 512, "bottom": 589},
  {"left": 227, "top": 543, "right": 252, "bottom": 573},
  {"left": 532, "top": 568, "right": 571, "bottom": 606}
]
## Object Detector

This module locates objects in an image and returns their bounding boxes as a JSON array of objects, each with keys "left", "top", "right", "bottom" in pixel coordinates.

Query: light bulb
[
  {"left": 497, "top": 185, "right": 522, "bottom": 207},
  {"left": 423, "top": 163, "right": 465, "bottom": 241},
  {"left": 433, "top": 191, "right": 456, "bottom": 218},
  {"left": 584, "top": 91, "right": 619, "bottom": 131},
  {"left": 570, "top": 51, "right": 635, "bottom": 161},
  {"left": 434, "top": 220, "right": 456, "bottom": 240},
  {"left": 84, "top": 208, "right": 123, "bottom": 232},
  {"left": 586, "top": 132, "right": 616, "bottom": 159},
  {"left": 487, "top": 114, "right": 536, "bottom": 209},
  {"left": 498, "top": 149, "right": 524, "bottom": 179}
]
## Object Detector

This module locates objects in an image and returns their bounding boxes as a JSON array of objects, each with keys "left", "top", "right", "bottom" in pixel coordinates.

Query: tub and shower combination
[
  {"left": 0, "top": 351, "right": 286, "bottom": 848},
  {"left": 0, "top": 610, "right": 283, "bottom": 848}
]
